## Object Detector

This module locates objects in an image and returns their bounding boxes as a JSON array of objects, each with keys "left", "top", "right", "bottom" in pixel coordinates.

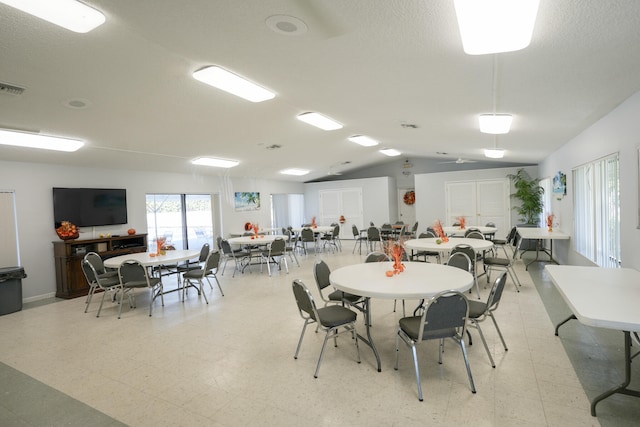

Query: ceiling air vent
[
  {"left": 0, "top": 81, "right": 25, "bottom": 96},
  {"left": 265, "top": 144, "right": 282, "bottom": 150}
]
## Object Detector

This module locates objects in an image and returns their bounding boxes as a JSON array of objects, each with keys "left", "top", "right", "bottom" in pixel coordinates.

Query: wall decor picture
[
  {"left": 235, "top": 192, "right": 260, "bottom": 211},
  {"left": 553, "top": 171, "right": 567, "bottom": 198}
]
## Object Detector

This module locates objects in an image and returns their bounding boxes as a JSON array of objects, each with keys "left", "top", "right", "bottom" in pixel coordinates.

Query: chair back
[
  {"left": 367, "top": 226, "right": 381, "bottom": 241},
  {"left": 269, "top": 238, "right": 286, "bottom": 255},
  {"left": 332, "top": 224, "right": 340, "bottom": 237},
  {"left": 365, "top": 251, "right": 391, "bottom": 263},
  {"left": 198, "top": 243, "right": 210, "bottom": 262},
  {"left": 85, "top": 252, "right": 106, "bottom": 275},
  {"left": 486, "top": 271, "right": 508, "bottom": 310},
  {"left": 464, "top": 230, "right": 485, "bottom": 239},
  {"left": 352, "top": 224, "right": 360, "bottom": 238},
  {"left": 204, "top": 251, "right": 221, "bottom": 274},
  {"left": 301, "top": 228, "right": 315, "bottom": 242},
  {"left": 419, "top": 231, "right": 436, "bottom": 239},
  {"left": 418, "top": 291, "right": 469, "bottom": 341},
  {"left": 313, "top": 260, "right": 332, "bottom": 291},
  {"left": 412, "top": 222, "right": 419, "bottom": 233},
  {"left": 446, "top": 251, "right": 473, "bottom": 272},
  {"left": 292, "top": 279, "right": 319, "bottom": 322},
  {"left": 505, "top": 226, "right": 518, "bottom": 244},
  {"left": 118, "top": 260, "right": 148, "bottom": 284},
  {"left": 451, "top": 244, "right": 475, "bottom": 268},
  {"left": 215, "top": 236, "right": 223, "bottom": 251},
  {"left": 81, "top": 259, "right": 97, "bottom": 284}
]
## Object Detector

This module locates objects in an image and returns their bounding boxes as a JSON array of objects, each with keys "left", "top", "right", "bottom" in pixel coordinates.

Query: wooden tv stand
[{"left": 52, "top": 234, "right": 147, "bottom": 299}]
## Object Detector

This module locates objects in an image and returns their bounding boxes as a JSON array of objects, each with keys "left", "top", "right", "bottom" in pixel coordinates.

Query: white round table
[
  {"left": 227, "top": 234, "right": 288, "bottom": 245},
  {"left": 405, "top": 237, "right": 493, "bottom": 255},
  {"left": 291, "top": 226, "right": 334, "bottom": 234},
  {"left": 330, "top": 261, "right": 473, "bottom": 371},
  {"left": 104, "top": 249, "right": 200, "bottom": 269},
  {"left": 443, "top": 226, "right": 497, "bottom": 237}
]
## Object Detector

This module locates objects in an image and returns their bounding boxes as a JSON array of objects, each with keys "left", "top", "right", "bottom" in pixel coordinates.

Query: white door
[
  {"left": 445, "top": 179, "right": 510, "bottom": 238},
  {"left": 398, "top": 188, "right": 416, "bottom": 228},
  {"left": 319, "top": 188, "right": 363, "bottom": 239}
]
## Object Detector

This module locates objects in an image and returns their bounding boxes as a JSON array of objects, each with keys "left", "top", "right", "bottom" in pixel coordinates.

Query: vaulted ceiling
[{"left": 1, "top": 0, "right": 639, "bottom": 182}]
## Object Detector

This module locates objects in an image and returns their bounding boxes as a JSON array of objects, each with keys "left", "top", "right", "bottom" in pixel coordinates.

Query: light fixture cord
[{"left": 493, "top": 54, "right": 498, "bottom": 149}]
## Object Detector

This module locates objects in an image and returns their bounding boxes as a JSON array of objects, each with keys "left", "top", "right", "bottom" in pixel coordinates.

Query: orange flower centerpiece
[
  {"left": 56, "top": 221, "right": 79, "bottom": 240},
  {"left": 547, "top": 213, "right": 555, "bottom": 232},
  {"left": 251, "top": 223, "right": 263, "bottom": 238},
  {"left": 457, "top": 216, "right": 466, "bottom": 230},
  {"left": 433, "top": 220, "right": 449, "bottom": 243},
  {"left": 156, "top": 236, "right": 167, "bottom": 255},
  {"left": 311, "top": 216, "right": 317, "bottom": 229},
  {"left": 385, "top": 240, "right": 406, "bottom": 276}
]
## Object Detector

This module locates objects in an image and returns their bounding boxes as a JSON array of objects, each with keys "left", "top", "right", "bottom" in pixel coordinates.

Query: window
[
  {"left": 146, "top": 194, "right": 214, "bottom": 251},
  {"left": 573, "top": 154, "right": 620, "bottom": 267},
  {"left": 271, "top": 194, "right": 304, "bottom": 230}
]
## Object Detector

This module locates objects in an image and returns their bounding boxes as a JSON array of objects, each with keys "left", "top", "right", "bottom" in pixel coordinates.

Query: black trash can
[{"left": 0, "top": 266, "right": 26, "bottom": 315}]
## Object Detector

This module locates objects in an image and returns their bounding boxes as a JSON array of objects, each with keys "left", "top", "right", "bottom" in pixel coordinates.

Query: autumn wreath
[{"left": 403, "top": 190, "right": 416, "bottom": 205}]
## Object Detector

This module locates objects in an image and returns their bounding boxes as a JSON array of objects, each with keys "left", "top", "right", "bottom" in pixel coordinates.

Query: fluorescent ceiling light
[
  {"left": 454, "top": 0, "right": 539, "bottom": 55},
  {"left": 0, "top": 129, "right": 84, "bottom": 152},
  {"left": 484, "top": 148, "right": 505, "bottom": 159},
  {"left": 280, "top": 168, "right": 310, "bottom": 176},
  {"left": 348, "top": 135, "right": 379, "bottom": 147},
  {"left": 379, "top": 148, "right": 401, "bottom": 157},
  {"left": 191, "top": 157, "right": 239, "bottom": 168},
  {"left": 479, "top": 114, "right": 513, "bottom": 134},
  {"left": 0, "top": 0, "right": 106, "bottom": 33},
  {"left": 193, "top": 66, "right": 275, "bottom": 103},
  {"left": 296, "top": 112, "right": 343, "bottom": 131}
]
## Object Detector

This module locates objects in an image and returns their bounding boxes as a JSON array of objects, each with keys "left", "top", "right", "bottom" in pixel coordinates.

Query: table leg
[
  {"left": 554, "top": 314, "right": 577, "bottom": 336},
  {"left": 356, "top": 297, "right": 382, "bottom": 372},
  {"left": 591, "top": 331, "right": 640, "bottom": 416},
  {"left": 525, "top": 239, "right": 559, "bottom": 270}
]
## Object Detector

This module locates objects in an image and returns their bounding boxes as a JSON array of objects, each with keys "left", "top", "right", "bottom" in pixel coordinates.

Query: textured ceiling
[{"left": 1, "top": 0, "right": 639, "bottom": 182}]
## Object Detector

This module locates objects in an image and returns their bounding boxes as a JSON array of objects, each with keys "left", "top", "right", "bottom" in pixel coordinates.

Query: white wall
[
  {"left": 304, "top": 176, "right": 397, "bottom": 227},
  {"left": 414, "top": 166, "right": 539, "bottom": 234},
  {"left": 539, "top": 91, "right": 640, "bottom": 269},
  {"left": 0, "top": 161, "right": 303, "bottom": 300}
]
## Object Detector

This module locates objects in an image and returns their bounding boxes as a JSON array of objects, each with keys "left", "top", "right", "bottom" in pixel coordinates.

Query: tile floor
[{"left": 0, "top": 243, "right": 637, "bottom": 426}]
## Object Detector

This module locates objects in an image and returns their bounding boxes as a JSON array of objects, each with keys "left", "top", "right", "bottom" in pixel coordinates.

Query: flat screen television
[{"left": 53, "top": 187, "right": 128, "bottom": 228}]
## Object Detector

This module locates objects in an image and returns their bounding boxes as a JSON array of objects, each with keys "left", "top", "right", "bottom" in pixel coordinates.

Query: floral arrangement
[
  {"left": 156, "top": 236, "right": 167, "bottom": 255},
  {"left": 547, "top": 213, "right": 555, "bottom": 232},
  {"left": 56, "top": 221, "right": 79, "bottom": 240},
  {"left": 385, "top": 240, "right": 406, "bottom": 276},
  {"left": 403, "top": 190, "right": 415, "bottom": 205},
  {"left": 457, "top": 216, "right": 466, "bottom": 230},
  {"left": 433, "top": 220, "right": 449, "bottom": 243},
  {"left": 244, "top": 222, "right": 252, "bottom": 231},
  {"left": 311, "top": 216, "right": 317, "bottom": 228}
]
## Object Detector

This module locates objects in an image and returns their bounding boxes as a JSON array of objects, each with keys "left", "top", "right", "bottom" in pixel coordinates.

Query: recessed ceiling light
[
  {"left": 191, "top": 157, "right": 239, "bottom": 168},
  {"left": 265, "top": 15, "right": 308, "bottom": 36},
  {"left": 0, "top": 0, "right": 106, "bottom": 33},
  {"left": 454, "top": 0, "right": 539, "bottom": 55},
  {"left": 0, "top": 128, "right": 84, "bottom": 152},
  {"left": 280, "top": 168, "right": 310, "bottom": 176},
  {"left": 296, "top": 112, "right": 343, "bottom": 131},
  {"left": 348, "top": 135, "right": 379, "bottom": 147},
  {"left": 479, "top": 114, "right": 513, "bottom": 134},
  {"left": 484, "top": 148, "right": 505, "bottom": 158},
  {"left": 193, "top": 66, "right": 275, "bottom": 103},
  {"left": 379, "top": 148, "right": 401, "bottom": 157}
]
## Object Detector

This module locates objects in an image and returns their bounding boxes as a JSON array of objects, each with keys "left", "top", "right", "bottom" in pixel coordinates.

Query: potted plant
[{"left": 508, "top": 169, "right": 544, "bottom": 225}]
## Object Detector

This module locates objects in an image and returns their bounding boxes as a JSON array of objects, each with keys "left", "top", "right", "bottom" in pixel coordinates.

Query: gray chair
[
  {"left": 84, "top": 252, "right": 118, "bottom": 279},
  {"left": 260, "top": 238, "right": 288, "bottom": 276},
  {"left": 117, "top": 259, "right": 163, "bottom": 318},
  {"left": 351, "top": 224, "right": 367, "bottom": 254},
  {"left": 81, "top": 258, "right": 123, "bottom": 317},
  {"left": 313, "top": 259, "right": 363, "bottom": 308},
  {"left": 467, "top": 271, "right": 508, "bottom": 368},
  {"left": 282, "top": 228, "right": 300, "bottom": 267},
  {"left": 292, "top": 279, "right": 361, "bottom": 378},
  {"left": 410, "top": 231, "right": 441, "bottom": 263},
  {"left": 176, "top": 243, "right": 210, "bottom": 276},
  {"left": 483, "top": 222, "right": 497, "bottom": 240},
  {"left": 449, "top": 245, "right": 481, "bottom": 299},
  {"left": 321, "top": 224, "right": 340, "bottom": 253},
  {"left": 366, "top": 226, "right": 383, "bottom": 252},
  {"left": 219, "top": 238, "right": 248, "bottom": 277},
  {"left": 394, "top": 290, "right": 476, "bottom": 401},
  {"left": 483, "top": 240, "right": 522, "bottom": 293},
  {"left": 183, "top": 251, "right": 224, "bottom": 301},
  {"left": 299, "top": 228, "right": 317, "bottom": 254}
]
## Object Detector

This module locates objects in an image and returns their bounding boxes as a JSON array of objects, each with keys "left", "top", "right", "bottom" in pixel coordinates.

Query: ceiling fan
[{"left": 438, "top": 157, "right": 478, "bottom": 164}]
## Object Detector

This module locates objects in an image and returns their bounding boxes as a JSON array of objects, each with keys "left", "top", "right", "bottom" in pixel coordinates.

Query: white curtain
[
  {"left": 573, "top": 153, "right": 620, "bottom": 267},
  {"left": 271, "top": 194, "right": 304, "bottom": 229}
]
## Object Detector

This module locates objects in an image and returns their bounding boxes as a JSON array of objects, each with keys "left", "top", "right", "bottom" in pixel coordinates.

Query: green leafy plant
[{"left": 508, "top": 169, "right": 544, "bottom": 225}]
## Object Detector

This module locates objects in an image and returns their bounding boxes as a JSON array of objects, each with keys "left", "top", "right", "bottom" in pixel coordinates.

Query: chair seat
[
  {"left": 467, "top": 299, "right": 488, "bottom": 318},
  {"left": 98, "top": 270, "right": 119, "bottom": 279},
  {"left": 327, "top": 289, "right": 362, "bottom": 304},
  {"left": 399, "top": 316, "right": 456, "bottom": 340},
  {"left": 483, "top": 257, "right": 510, "bottom": 267},
  {"left": 316, "top": 305, "right": 357, "bottom": 327},
  {"left": 182, "top": 268, "right": 206, "bottom": 279}
]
